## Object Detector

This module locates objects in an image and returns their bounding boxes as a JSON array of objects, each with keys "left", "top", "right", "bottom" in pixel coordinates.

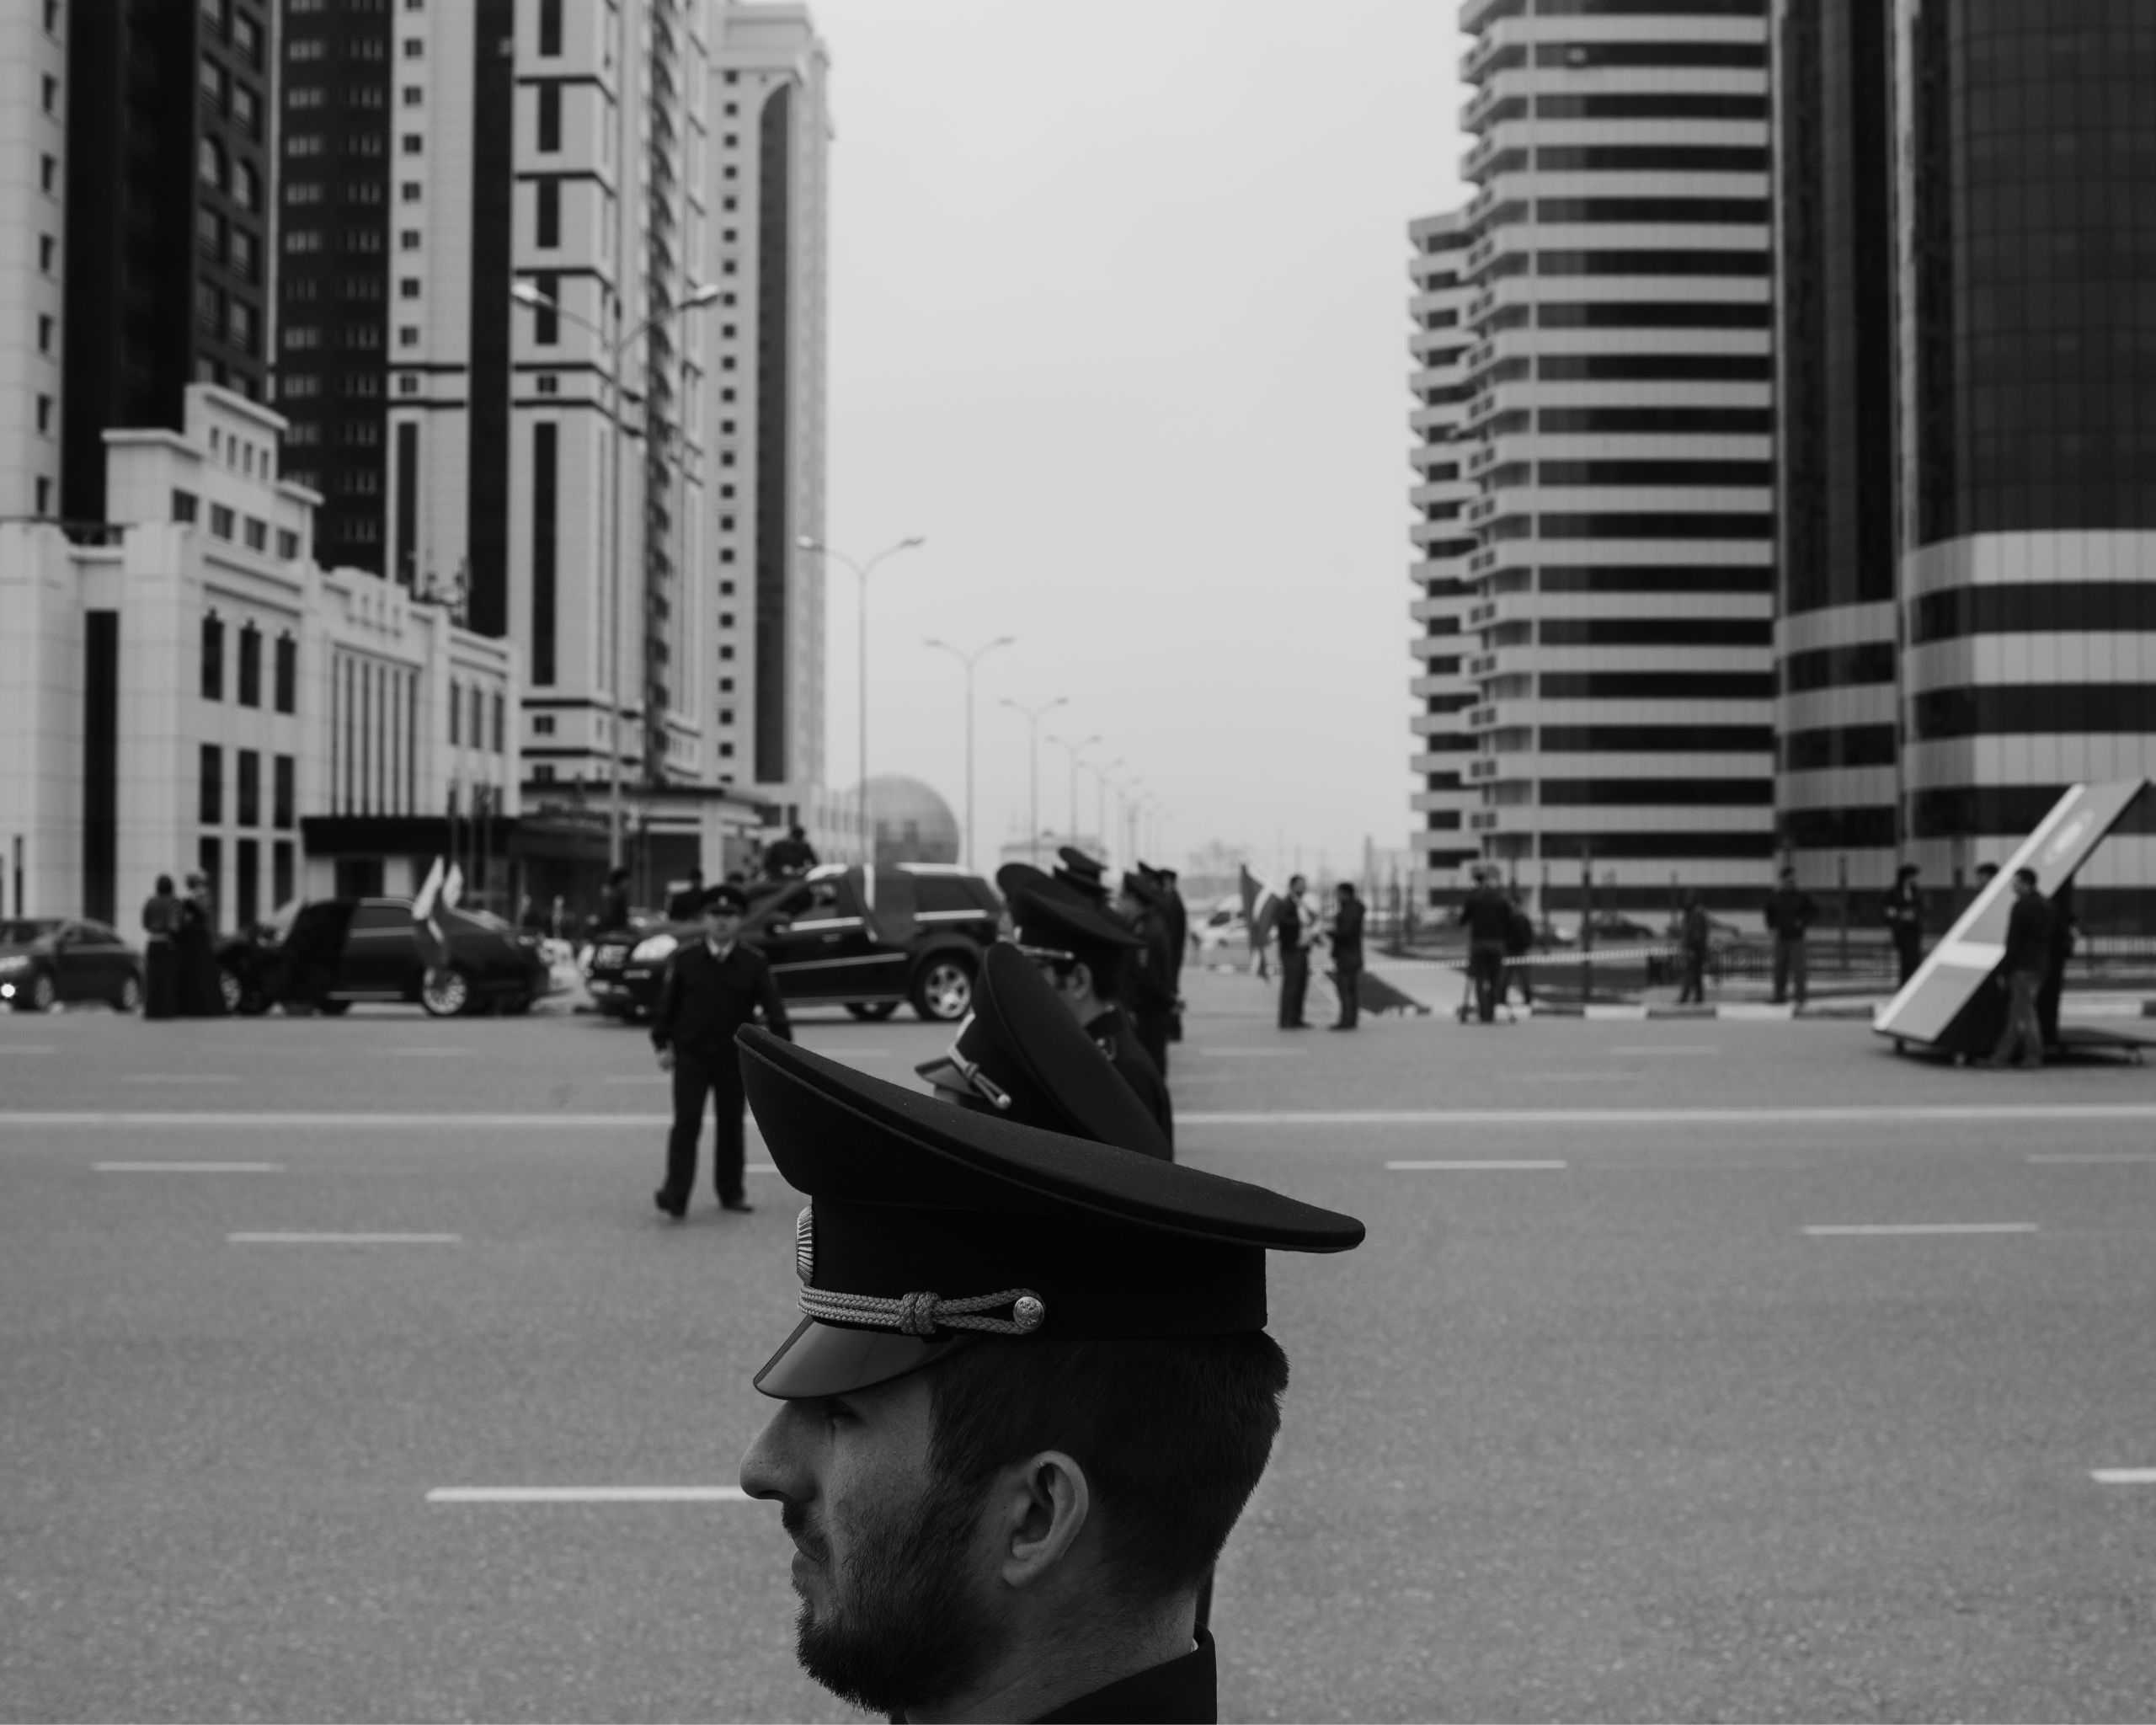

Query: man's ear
[
  {"left": 1065, "top": 961, "right": 1093, "bottom": 1000},
  {"left": 990, "top": 1450, "right": 1091, "bottom": 1590}
]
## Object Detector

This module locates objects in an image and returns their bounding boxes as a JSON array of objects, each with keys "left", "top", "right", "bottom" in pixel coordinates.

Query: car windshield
[{"left": 0, "top": 919, "right": 61, "bottom": 945}]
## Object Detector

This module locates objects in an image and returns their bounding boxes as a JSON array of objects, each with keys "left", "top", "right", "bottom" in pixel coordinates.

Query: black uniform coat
[
  {"left": 1088, "top": 1006, "right": 1174, "bottom": 1153},
  {"left": 650, "top": 939, "right": 792, "bottom": 1056},
  {"left": 1032, "top": 1631, "right": 1217, "bottom": 1722}
]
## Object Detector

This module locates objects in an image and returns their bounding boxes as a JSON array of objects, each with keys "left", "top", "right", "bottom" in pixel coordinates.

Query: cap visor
[
  {"left": 752, "top": 1316, "right": 971, "bottom": 1399},
  {"left": 914, "top": 1055, "right": 968, "bottom": 1088}
]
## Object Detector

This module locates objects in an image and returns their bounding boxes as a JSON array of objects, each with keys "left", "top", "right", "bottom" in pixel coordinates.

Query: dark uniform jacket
[
  {"left": 1089, "top": 1006, "right": 1173, "bottom": 1151},
  {"left": 1882, "top": 879, "right": 1923, "bottom": 936},
  {"left": 762, "top": 836, "right": 818, "bottom": 878},
  {"left": 1764, "top": 885, "right": 1817, "bottom": 940},
  {"left": 1458, "top": 885, "right": 1510, "bottom": 948},
  {"left": 650, "top": 940, "right": 792, "bottom": 1058},
  {"left": 1123, "top": 912, "right": 1178, "bottom": 1014},
  {"left": 1331, "top": 898, "right": 1365, "bottom": 964},
  {"left": 2002, "top": 891, "right": 2055, "bottom": 976},
  {"left": 596, "top": 885, "right": 631, "bottom": 934},
  {"left": 1032, "top": 1631, "right": 1217, "bottom": 1722},
  {"left": 1275, "top": 896, "right": 1305, "bottom": 954}
]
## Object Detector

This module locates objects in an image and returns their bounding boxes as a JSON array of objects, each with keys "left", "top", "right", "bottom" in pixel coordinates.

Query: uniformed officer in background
[
  {"left": 1116, "top": 869, "right": 1179, "bottom": 1077},
  {"left": 1054, "top": 844, "right": 1113, "bottom": 905},
  {"left": 735, "top": 1029, "right": 1365, "bottom": 1723},
  {"left": 1883, "top": 862, "right": 1924, "bottom": 988},
  {"left": 998, "top": 864, "right": 1174, "bottom": 1150}
]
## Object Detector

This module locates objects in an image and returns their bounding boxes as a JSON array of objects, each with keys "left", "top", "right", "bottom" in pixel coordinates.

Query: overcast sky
[{"left": 804, "top": 0, "right": 1468, "bottom": 883}]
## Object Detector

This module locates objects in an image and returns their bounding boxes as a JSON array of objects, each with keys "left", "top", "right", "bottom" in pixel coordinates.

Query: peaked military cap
[
  {"left": 1054, "top": 844, "right": 1112, "bottom": 902},
  {"left": 916, "top": 943, "right": 1171, "bottom": 1161},
  {"left": 739, "top": 1026, "right": 1363, "bottom": 1398},
  {"left": 997, "top": 863, "right": 1142, "bottom": 957},
  {"left": 1120, "top": 869, "right": 1167, "bottom": 910},
  {"left": 702, "top": 883, "right": 749, "bottom": 913}
]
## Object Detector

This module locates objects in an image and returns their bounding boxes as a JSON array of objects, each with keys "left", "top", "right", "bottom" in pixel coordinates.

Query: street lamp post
[
  {"left": 1046, "top": 734, "right": 1102, "bottom": 848},
  {"left": 509, "top": 277, "right": 722, "bottom": 869},
  {"left": 797, "top": 536, "right": 926, "bottom": 866},
  {"left": 923, "top": 635, "right": 1014, "bottom": 872},
  {"left": 1095, "top": 758, "right": 1123, "bottom": 861},
  {"left": 1001, "top": 695, "right": 1068, "bottom": 867}
]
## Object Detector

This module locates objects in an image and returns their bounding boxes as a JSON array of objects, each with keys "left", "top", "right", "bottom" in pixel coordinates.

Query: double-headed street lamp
[
  {"left": 509, "top": 277, "right": 723, "bottom": 868},
  {"left": 924, "top": 635, "right": 1013, "bottom": 872},
  {"left": 797, "top": 536, "right": 926, "bottom": 865},
  {"left": 1001, "top": 695, "right": 1068, "bottom": 868}
]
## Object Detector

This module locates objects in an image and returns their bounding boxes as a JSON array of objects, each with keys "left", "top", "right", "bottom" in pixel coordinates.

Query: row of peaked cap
[
  {"left": 917, "top": 942, "right": 1172, "bottom": 1161},
  {"left": 1052, "top": 845, "right": 1111, "bottom": 902},
  {"left": 995, "top": 862, "right": 1141, "bottom": 969},
  {"left": 738, "top": 1025, "right": 1365, "bottom": 1399}
]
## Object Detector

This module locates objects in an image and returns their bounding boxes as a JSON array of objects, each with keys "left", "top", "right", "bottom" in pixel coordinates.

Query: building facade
[
  {"left": 1773, "top": 0, "right": 2156, "bottom": 929},
  {"left": 1406, "top": 210, "right": 1481, "bottom": 906},
  {"left": 0, "top": 3, "right": 70, "bottom": 522},
  {"left": 0, "top": 384, "right": 523, "bottom": 929},
  {"left": 1417, "top": 0, "right": 1778, "bottom": 919}
]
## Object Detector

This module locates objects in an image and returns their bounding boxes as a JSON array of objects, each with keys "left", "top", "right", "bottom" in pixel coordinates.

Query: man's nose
[{"left": 739, "top": 1402, "right": 811, "bottom": 1503}]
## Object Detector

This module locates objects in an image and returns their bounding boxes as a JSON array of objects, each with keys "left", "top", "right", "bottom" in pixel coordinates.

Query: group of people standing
[
  {"left": 139, "top": 873, "right": 224, "bottom": 1018},
  {"left": 1272, "top": 876, "right": 1368, "bottom": 1030}
]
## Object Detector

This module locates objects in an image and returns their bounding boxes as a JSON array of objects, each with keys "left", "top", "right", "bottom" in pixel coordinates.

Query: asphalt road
[{"left": 3, "top": 974, "right": 2154, "bottom": 1722}]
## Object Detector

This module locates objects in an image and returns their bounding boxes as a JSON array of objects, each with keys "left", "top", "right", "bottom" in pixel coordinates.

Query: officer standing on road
[
  {"left": 1275, "top": 873, "right": 1312, "bottom": 1029},
  {"left": 1000, "top": 865, "right": 1173, "bottom": 1149},
  {"left": 1677, "top": 890, "right": 1711, "bottom": 1005},
  {"left": 734, "top": 1030, "right": 1364, "bottom": 1724},
  {"left": 1116, "top": 870, "right": 1178, "bottom": 1076},
  {"left": 649, "top": 885, "right": 792, "bottom": 1219},
  {"left": 1457, "top": 866, "right": 1511, "bottom": 1023},
  {"left": 1883, "top": 862, "right": 1925, "bottom": 988},
  {"left": 1328, "top": 881, "right": 1365, "bottom": 1031},
  {"left": 1764, "top": 866, "right": 1818, "bottom": 1008},
  {"left": 1986, "top": 867, "right": 2054, "bottom": 1070}
]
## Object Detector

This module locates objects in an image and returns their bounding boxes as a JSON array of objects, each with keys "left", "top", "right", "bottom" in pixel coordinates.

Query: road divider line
[
  {"left": 1610, "top": 1044, "right": 1719, "bottom": 1055},
  {"left": 1801, "top": 1223, "right": 2038, "bottom": 1236},
  {"left": 99, "top": 1161, "right": 283, "bottom": 1172},
  {"left": 381, "top": 1048, "right": 472, "bottom": 1057},
  {"left": 229, "top": 1231, "right": 462, "bottom": 1244},
  {"left": 2028, "top": 1153, "right": 2156, "bottom": 1164},
  {"left": 120, "top": 1074, "right": 239, "bottom": 1084},
  {"left": 426, "top": 1486, "right": 750, "bottom": 1503},
  {"left": 1388, "top": 1159, "right": 1567, "bottom": 1171},
  {"left": 2091, "top": 1470, "right": 2156, "bottom": 1485}
]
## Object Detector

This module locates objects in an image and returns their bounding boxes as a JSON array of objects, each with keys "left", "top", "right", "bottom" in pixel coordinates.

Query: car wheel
[
  {"left": 29, "top": 969, "right": 58, "bottom": 1013},
  {"left": 217, "top": 965, "right": 246, "bottom": 1015},
  {"left": 846, "top": 1001, "right": 899, "bottom": 1022},
  {"left": 420, "top": 965, "right": 473, "bottom": 1018},
  {"left": 910, "top": 954, "right": 975, "bottom": 1023},
  {"left": 116, "top": 970, "right": 143, "bottom": 1013},
  {"left": 317, "top": 999, "right": 353, "bottom": 1017}
]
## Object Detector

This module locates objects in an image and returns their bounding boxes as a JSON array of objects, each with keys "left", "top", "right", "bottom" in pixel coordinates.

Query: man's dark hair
[
  {"left": 2015, "top": 866, "right": 2038, "bottom": 886},
  {"left": 1897, "top": 863, "right": 1919, "bottom": 881},
  {"left": 156, "top": 873, "right": 174, "bottom": 895},
  {"left": 1048, "top": 943, "right": 1123, "bottom": 1004},
  {"left": 926, "top": 1332, "right": 1290, "bottom": 1606}
]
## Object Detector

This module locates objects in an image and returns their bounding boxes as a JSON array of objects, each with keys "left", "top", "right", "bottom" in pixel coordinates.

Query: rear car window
[
  {"left": 350, "top": 903, "right": 409, "bottom": 932},
  {"left": 915, "top": 876, "right": 990, "bottom": 915}
]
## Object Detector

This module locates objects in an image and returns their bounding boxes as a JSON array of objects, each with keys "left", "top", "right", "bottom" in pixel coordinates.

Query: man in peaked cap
[
  {"left": 1053, "top": 843, "right": 1112, "bottom": 905},
  {"left": 735, "top": 1029, "right": 1364, "bottom": 1723},
  {"left": 1116, "top": 870, "right": 1180, "bottom": 1079},
  {"left": 997, "top": 864, "right": 1173, "bottom": 1149},
  {"left": 916, "top": 942, "right": 1173, "bottom": 1161}
]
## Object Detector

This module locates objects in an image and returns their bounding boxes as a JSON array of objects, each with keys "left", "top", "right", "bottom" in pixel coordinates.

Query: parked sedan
[
  {"left": 584, "top": 863, "right": 1001, "bottom": 1023},
  {"left": 216, "top": 897, "right": 551, "bottom": 1017},
  {"left": 0, "top": 918, "right": 145, "bottom": 1012}
]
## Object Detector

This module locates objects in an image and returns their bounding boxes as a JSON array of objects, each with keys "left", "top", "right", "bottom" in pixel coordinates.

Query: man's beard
[{"left": 787, "top": 1471, "right": 1006, "bottom": 1716}]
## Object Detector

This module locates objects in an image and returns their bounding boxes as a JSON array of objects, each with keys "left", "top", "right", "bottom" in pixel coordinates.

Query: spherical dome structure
[{"left": 860, "top": 775, "right": 961, "bottom": 865}]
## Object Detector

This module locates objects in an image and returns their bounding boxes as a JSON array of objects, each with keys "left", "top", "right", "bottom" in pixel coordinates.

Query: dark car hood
[{"left": 0, "top": 940, "right": 54, "bottom": 958}]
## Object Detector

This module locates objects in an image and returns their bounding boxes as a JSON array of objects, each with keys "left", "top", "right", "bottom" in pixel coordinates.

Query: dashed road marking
[
  {"left": 427, "top": 1486, "right": 750, "bottom": 1503},
  {"left": 381, "top": 1047, "right": 472, "bottom": 1057},
  {"left": 1389, "top": 1159, "right": 1567, "bottom": 1171},
  {"left": 229, "top": 1231, "right": 462, "bottom": 1244},
  {"left": 99, "top": 1161, "right": 283, "bottom": 1172},
  {"left": 1802, "top": 1223, "right": 2039, "bottom": 1236},
  {"left": 1611, "top": 1044, "right": 1719, "bottom": 1055},
  {"left": 2091, "top": 1470, "right": 2156, "bottom": 1485},
  {"left": 1190, "top": 1049, "right": 1307, "bottom": 1058},
  {"left": 120, "top": 1074, "right": 239, "bottom": 1084},
  {"left": 2029, "top": 1153, "right": 2156, "bottom": 1164}
]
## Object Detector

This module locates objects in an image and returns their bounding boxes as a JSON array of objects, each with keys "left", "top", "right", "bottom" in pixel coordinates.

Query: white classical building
[{"left": 0, "top": 385, "right": 520, "bottom": 930}]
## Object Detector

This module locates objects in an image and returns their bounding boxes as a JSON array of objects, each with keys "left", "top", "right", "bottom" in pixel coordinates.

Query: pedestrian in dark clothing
[
  {"left": 2037, "top": 879, "right": 2077, "bottom": 1051},
  {"left": 1457, "top": 868, "right": 1511, "bottom": 1023},
  {"left": 141, "top": 874, "right": 182, "bottom": 1018},
  {"left": 1157, "top": 867, "right": 1188, "bottom": 1043},
  {"left": 1764, "top": 867, "right": 1817, "bottom": 1007},
  {"left": 761, "top": 824, "right": 818, "bottom": 879},
  {"left": 1988, "top": 868, "right": 2053, "bottom": 1069},
  {"left": 1117, "top": 873, "right": 1178, "bottom": 1076},
  {"left": 649, "top": 886, "right": 792, "bottom": 1218},
  {"left": 1275, "top": 874, "right": 1310, "bottom": 1028},
  {"left": 174, "top": 873, "right": 225, "bottom": 1016},
  {"left": 1677, "top": 891, "right": 1710, "bottom": 1005},
  {"left": 664, "top": 867, "right": 706, "bottom": 921},
  {"left": 1501, "top": 889, "right": 1536, "bottom": 1007},
  {"left": 1328, "top": 882, "right": 1365, "bottom": 1030},
  {"left": 1883, "top": 862, "right": 1925, "bottom": 987},
  {"left": 596, "top": 867, "right": 632, "bottom": 935}
]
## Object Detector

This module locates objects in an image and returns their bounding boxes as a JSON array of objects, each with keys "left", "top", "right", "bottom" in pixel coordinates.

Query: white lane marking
[
  {"left": 381, "top": 1047, "right": 472, "bottom": 1057},
  {"left": 1190, "top": 1049, "right": 1306, "bottom": 1058},
  {"left": 2091, "top": 1470, "right": 2156, "bottom": 1485},
  {"left": 1611, "top": 1044, "right": 1719, "bottom": 1055},
  {"left": 1802, "top": 1223, "right": 2039, "bottom": 1236},
  {"left": 427, "top": 1486, "right": 750, "bottom": 1503},
  {"left": 99, "top": 1161, "right": 284, "bottom": 1172},
  {"left": 1389, "top": 1159, "right": 1567, "bottom": 1171},
  {"left": 13, "top": 1103, "right": 2156, "bottom": 1131},
  {"left": 2029, "top": 1153, "right": 2156, "bottom": 1164},
  {"left": 120, "top": 1074, "right": 239, "bottom": 1084},
  {"left": 229, "top": 1231, "right": 462, "bottom": 1244}
]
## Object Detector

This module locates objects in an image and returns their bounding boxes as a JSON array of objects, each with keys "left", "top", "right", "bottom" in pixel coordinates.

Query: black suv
[
  {"left": 584, "top": 863, "right": 1001, "bottom": 1023},
  {"left": 216, "top": 898, "right": 552, "bottom": 1017}
]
